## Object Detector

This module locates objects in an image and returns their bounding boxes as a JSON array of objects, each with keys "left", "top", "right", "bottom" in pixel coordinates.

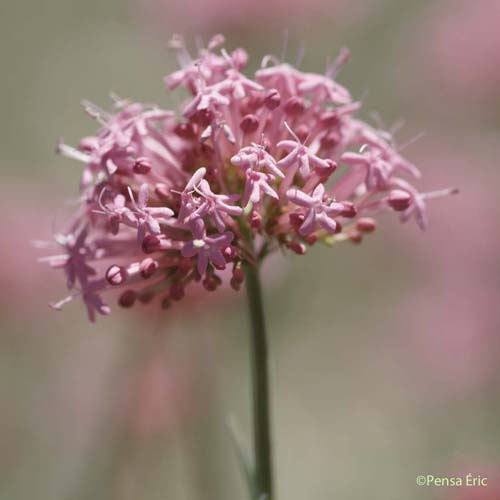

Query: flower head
[{"left": 40, "top": 35, "right": 455, "bottom": 321}]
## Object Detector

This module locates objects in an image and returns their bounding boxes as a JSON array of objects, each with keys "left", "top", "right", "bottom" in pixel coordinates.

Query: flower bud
[
  {"left": 289, "top": 240, "right": 307, "bottom": 255},
  {"left": 202, "top": 276, "right": 218, "bottom": 291},
  {"left": 284, "top": 96, "right": 305, "bottom": 115},
  {"left": 133, "top": 157, "right": 152, "bottom": 174},
  {"left": 320, "top": 131, "right": 340, "bottom": 149},
  {"left": 140, "top": 258, "right": 158, "bottom": 279},
  {"left": 264, "top": 89, "right": 281, "bottom": 110},
  {"left": 356, "top": 217, "right": 376, "bottom": 233},
  {"left": 388, "top": 189, "right": 411, "bottom": 211},
  {"left": 169, "top": 283, "right": 185, "bottom": 301},
  {"left": 320, "top": 111, "right": 340, "bottom": 127},
  {"left": 174, "top": 122, "right": 196, "bottom": 139},
  {"left": 240, "top": 114, "right": 259, "bottom": 134},
  {"left": 295, "top": 125, "right": 310, "bottom": 143},
  {"left": 289, "top": 212, "right": 305, "bottom": 227},
  {"left": 142, "top": 234, "right": 161, "bottom": 254},
  {"left": 154, "top": 183, "right": 171, "bottom": 203},
  {"left": 108, "top": 214, "right": 120, "bottom": 235},
  {"left": 305, "top": 234, "right": 317, "bottom": 245},
  {"left": 232, "top": 266, "right": 244, "bottom": 284},
  {"left": 106, "top": 265, "right": 127, "bottom": 286},
  {"left": 118, "top": 290, "right": 136, "bottom": 308},
  {"left": 223, "top": 245, "right": 237, "bottom": 262},
  {"left": 340, "top": 202, "right": 357, "bottom": 218},
  {"left": 349, "top": 230, "right": 363, "bottom": 244},
  {"left": 230, "top": 277, "right": 241, "bottom": 291}
]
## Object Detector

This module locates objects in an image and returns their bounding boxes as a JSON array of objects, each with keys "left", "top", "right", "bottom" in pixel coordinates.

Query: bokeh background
[{"left": 1, "top": 0, "right": 499, "bottom": 499}]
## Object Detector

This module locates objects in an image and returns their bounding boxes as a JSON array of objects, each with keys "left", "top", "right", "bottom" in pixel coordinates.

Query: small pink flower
[
  {"left": 181, "top": 219, "right": 234, "bottom": 275},
  {"left": 287, "top": 184, "right": 344, "bottom": 235}
]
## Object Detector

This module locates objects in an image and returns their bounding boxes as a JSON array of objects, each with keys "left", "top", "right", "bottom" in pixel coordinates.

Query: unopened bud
[
  {"left": 140, "top": 258, "right": 158, "bottom": 279},
  {"left": 240, "top": 114, "right": 259, "bottom": 134},
  {"left": 223, "top": 245, "right": 237, "bottom": 262},
  {"left": 284, "top": 96, "right": 305, "bottom": 115},
  {"left": 388, "top": 189, "right": 411, "bottom": 211},
  {"left": 169, "top": 283, "right": 185, "bottom": 301},
  {"left": 289, "top": 212, "right": 305, "bottom": 227},
  {"left": 289, "top": 240, "right": 307, "bottom": 255},
  {"left": 133, "top": 157, "right": 152, "bottom": 174},
  {"left": 356, "top": 217, "right": 376, "bottom": 233},
  {"left": 349, "top": 230, "right": 363, "bottom": 244},
  {"left": 142, "top": 234, "right": 161, "bottom": 254},
  {"left": 174, "top": 122, "right": 196, "bottom": 139},
  {"left": 340, "top": 202, "right": 357, "bottom": 218},
  {"left": 232, "top": 266, "right": 245, "bottom": 284},
  {"left": 230, "top": 277, "right": 241, "bottom": 291},
  {"left": 264, "top": 89, "right": 281, "bottom": 110},
  {"left": 202, "top": 276, "right": 218, "bottom": 291},
  {"left": 118, "top": 290, "right": 136, "bottom": 308},
  {"left": 106, "top": 265, "right": 127, "bottom": 286},
  {"left": 305, "top": 234, "right": 317, "bottom": 245}
]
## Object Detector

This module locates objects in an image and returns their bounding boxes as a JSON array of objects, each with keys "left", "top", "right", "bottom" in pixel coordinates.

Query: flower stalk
[{"left": 244, "top": 261, "right": 273, "bottom": 500}]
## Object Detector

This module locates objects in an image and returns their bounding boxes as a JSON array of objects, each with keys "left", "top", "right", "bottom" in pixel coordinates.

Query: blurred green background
[{"left": 1, "top": 0, "right": 499, "bottom": 499}]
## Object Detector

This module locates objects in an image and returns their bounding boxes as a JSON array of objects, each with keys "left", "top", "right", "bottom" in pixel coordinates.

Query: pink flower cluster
[{"left": 42, "top": 35, "right": 455, "bottom": 321}]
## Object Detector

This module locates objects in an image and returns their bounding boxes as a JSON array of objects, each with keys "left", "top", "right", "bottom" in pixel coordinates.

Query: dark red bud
[
  {"left": 223, "top": 245, "right": 237, "bottom": 261},
  {"left": 240, "top": 114, "right": 259, "bottom": 134},
  {"left": 108, "top": 214, "right": 120, "bottom": 235},
  {"left": 317, "top": 159, "right": 337, "bottom": 177},
  {"left": 264, "top": 89, "right": 281, "bottom": 110},
  {"left": 388, "top": 189, "right": 412, "bottom": 212},
  {"left": 295, "top": 125, "right": 309, "bottom": 143},
  {"left": 232, "top": 267, "right": 245, "bottom": 284},
  {"left": 133, "top": 157, "right": 152, "bottom": 175},
  {"left": 230, "top": 277, "right": 241, "bottom": 291},
  {"left": 202, "top": 277, "right": 218, "bottom": 291},
  {"left": 154, "top": 183, "right": 171, "bottom": 203},
  {"left": 356, "top": 217, "right": 377, "bottom": 233},
  {"left": 320, "top": 131, "right": 341, "bottom": 150},
  {"left": 142, "top": 234, "right": 161, "bottom": 254},
  {"left": 320, "top": 111, "right": 340, "bottom": 127},
  {"left": 174, "top": 122, "right": 196, "bottom": 139},
  {"left": 289, "top": 240, "right": 307, "bottom": 255},
  {"left": 289, "top": 212, "right": 305, "bottom": 227},
  {"left": 161, "top": 296, "right": 171, "bottom": 309},
  {"left": 118, "top": 290, "right": 136, "bottom": 308},
  {"left": 305, "top": 234, "right": 317, "bottom": 245},
  {"left": 140, "top": 258, "right": 158, "bottom": 279},
  {"left": 284, "top": 96, "right": 305, "bottom": 115},
  {"left": 340, "top": 202, "right": 357, "bottom": 218},
  {"left": 169, "top": 283, "right": 185, "bottom": 301},
  {"left": 349, "top": 230, "right": 363, "bottom": 244}
]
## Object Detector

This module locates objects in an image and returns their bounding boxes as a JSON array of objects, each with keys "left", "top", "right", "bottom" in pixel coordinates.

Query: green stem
[{"left": 244, "top": 262, "right": 274, "bottom": 500}]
